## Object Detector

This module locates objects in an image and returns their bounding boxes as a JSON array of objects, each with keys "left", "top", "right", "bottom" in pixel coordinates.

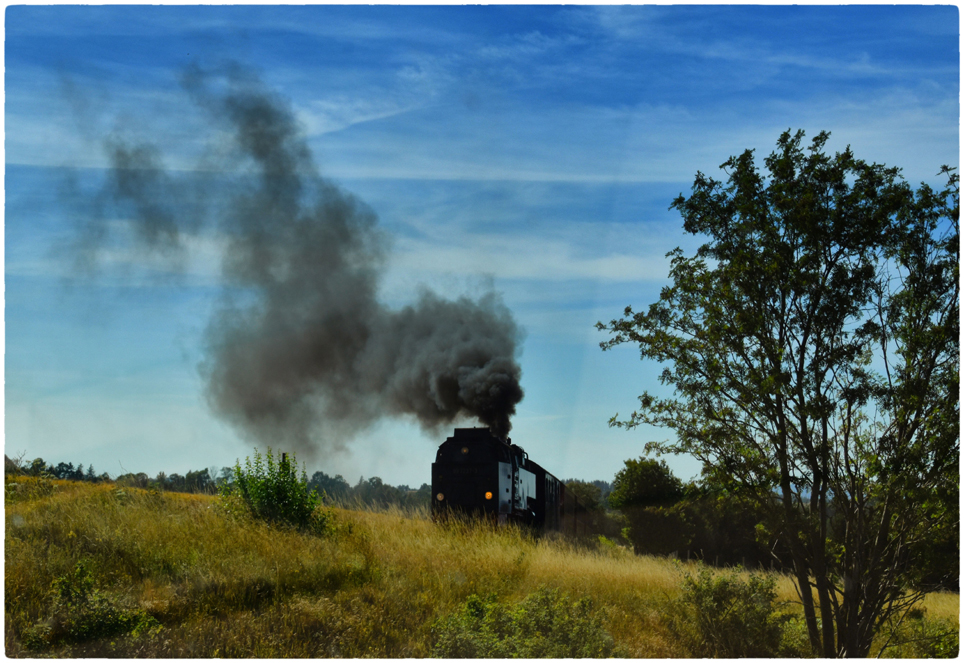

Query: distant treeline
[
  {"left": 5, "top": 455, "right": 433, "bottom": 511},
  {"left": 6, "top": 455, "right": 221, "bottom": 494},
  {"left": 6, "top": 456, "right": 111, "bottom": 484},
  {"left": 307, "top": 471, "right": 433, "bottom": 510}
]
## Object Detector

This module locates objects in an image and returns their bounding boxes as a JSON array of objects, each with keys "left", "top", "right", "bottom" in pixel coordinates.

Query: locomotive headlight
[
  {"left": 436, "top": 493, "right": 444, "bottom": 501},
  {"left": 485, "top": 491, "right": 493, "bottom": 500}
]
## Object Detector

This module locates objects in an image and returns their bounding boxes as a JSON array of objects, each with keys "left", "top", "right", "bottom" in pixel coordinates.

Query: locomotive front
[{"left": 431, "top": 428, "right": 535, "bottom": 522}]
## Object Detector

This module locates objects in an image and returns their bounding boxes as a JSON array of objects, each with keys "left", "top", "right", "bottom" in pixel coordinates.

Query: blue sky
[{"left": 5, "top": 5, "right": 959, "bottom": 487}]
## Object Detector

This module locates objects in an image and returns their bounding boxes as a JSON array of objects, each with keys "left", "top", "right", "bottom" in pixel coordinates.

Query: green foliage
[
  {"left": 565, "top": 479, "right": 603, "bottom": 512},
  {"left": 349, "top": 476, "right": 432, "bottom": 510},
  {"left": 431, "top": 587, "right": 621, "bottom": 658},
  {"left": 673, "top": 483, "right": 788, "bottom": 569},
  {"left": 305, "top": 471, "right": 432, "bottom": 511},
  {"left": 608, "top": 457, "right": 683, "bottom": 510},
  {"left": 875, "top": 608, "right": 959, "bottom": 658},
  {"left": 309, "top": 470, "right": 352, "bottom": 502},
  {"left": 598, "top": 129, "right": 959, "bottom": 656},
  {"left": 23, "top": 560, "right": 161, "bottom": 649},
  {"left": 612, "top": 475, "right": 790, "bottom": 565},
  {"left": 563, "top": 480, "right": 625, "bottom": 541},
  {"left": 665, "top": 565, "right": 802, "bottom": 658},
  {"left": 219, "top": 448, "right": 330, "bottom": 532},
  {"left": 608, "top": 458, "right": 686, "bottom": 555}
]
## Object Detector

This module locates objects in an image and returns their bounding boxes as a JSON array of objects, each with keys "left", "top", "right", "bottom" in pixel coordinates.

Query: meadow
[{"left": 5, "top": 476, "right": 958, "bottom": 657}]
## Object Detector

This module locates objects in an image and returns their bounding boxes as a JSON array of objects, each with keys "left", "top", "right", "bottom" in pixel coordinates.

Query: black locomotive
[{"left": 431, "top": 427, "right": 590, "bottom": 536}]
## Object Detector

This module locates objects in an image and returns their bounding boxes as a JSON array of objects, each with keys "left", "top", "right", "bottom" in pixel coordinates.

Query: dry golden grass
[
  {"left": 5, "top": 479, "right": 958, "bottom": 658},
  {"left": 922, "top": 590, "right": 961, "bottom": 621}
]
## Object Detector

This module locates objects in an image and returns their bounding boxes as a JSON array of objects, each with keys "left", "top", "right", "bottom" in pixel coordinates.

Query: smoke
[{"left": 80, "top": 64, "right": 524, "bottom": 459}]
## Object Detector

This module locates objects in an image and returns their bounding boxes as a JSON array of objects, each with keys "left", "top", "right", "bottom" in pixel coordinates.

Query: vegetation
[
  {"left": 563, "top": 479, "right": 624, "bottom": 541},
  {"left": 6, "top": 477, "right": 957, "bottom": 657},
  {"left": 608, "top": 458, "right": 684, "bottom": 511},
  {"left": 5, "top": 454, "right": 110, "bottom": 483},
  {"left": 311, "top": 473, "right": 433, "bottom": 511},
  {"left": 607, "top": 458, "right": 686, "bottom": 556},
  {"left": 598, "top": 130, "right": 959, "bottom": 656},
  {"left": 5, "top": 453, "right": 435, "bottom": 512},
  {"left": 21, "top": 560, "right": 161, "bottom": 650},
  {"left": 218, "top": 447, "right": 329, "bottom": 532},
  {"left": 432, "top": 587, "right": 620, "bottom": 657},
  {"left": 663, "top": 565, "right": 797, "bottom": 657}
]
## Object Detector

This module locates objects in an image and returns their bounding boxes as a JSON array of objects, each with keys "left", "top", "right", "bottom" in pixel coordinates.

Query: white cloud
[{"left": 389, "top": 233, "right": 669, "bottom": 284}]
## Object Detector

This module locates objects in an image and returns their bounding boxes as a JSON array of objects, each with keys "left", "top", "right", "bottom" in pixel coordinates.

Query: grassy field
[{"left": 5, "top": 477, "right": 959, "bottom": 657}]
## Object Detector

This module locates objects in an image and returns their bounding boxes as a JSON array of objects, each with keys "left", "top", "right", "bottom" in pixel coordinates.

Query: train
[{"left": 431, "top": 427, "right": 590, "bottom": 536}]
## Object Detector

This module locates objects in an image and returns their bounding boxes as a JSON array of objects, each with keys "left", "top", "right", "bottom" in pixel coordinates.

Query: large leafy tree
[
  {"left": 597, "top": 130, "right": 958, "bottom": 657},
  {"left": 607, "top": 457, "right": 686, "bottom": 556},
  {"left": 608, "top": 457, "right": 684, "bottom": 511}
]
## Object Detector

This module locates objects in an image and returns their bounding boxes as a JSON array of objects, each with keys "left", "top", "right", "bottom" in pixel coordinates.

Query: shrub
[
  {"left": 664, "top": 565, "right": 798, "bottom": 657},
  {"left": 431, "top": 587, "right": 621, "bottom": 657},
  {"left": 877, "top": 608, "right": 960, "bottom": 658},
  {"left": 23, "top": 560, "right": 161, "bottom": 649},
  {"left": 219, "top": 448, "right": 330, "bottom": 532}
]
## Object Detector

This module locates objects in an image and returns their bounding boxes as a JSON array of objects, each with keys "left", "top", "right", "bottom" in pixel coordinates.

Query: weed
[
  {"left": 218, "top": 447, "right": 331, "bottom": 532},
  {"left": 664, "top": 564, "right": 803, "bottom": 657},
  {"left": 22, "top": 560, "right": 161, "bottom": 650},
  {"left": 876, "top": 607, "right": 960, "bottom": 658},
  {"left": 431, "top": 586, "right": 622, "bottom": 657}
]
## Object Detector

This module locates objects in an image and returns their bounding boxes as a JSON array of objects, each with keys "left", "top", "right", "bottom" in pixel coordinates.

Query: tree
[
  {"left": 308, "top": 470, "right": 351, "bottom": 503},
  {"left": 607, "top": 458, "right": 686, "bottom": 555},
  {"left": 565, "top": 480, "right": 604, "bottom": 512},
  {"left": 51, "top": 462, "right": 75, "bottom": 480},
  {"left": 27, "top": 458, "right": 48, "bottom": 477},
  {"left": 597, "top": 130, "right": 959, "bottom": 657},
  {"left": 563, "top": 479, "right": 622, "bottom": 540},
  {"left": 185, "top": 468, "right": 213, "bottom": 493},
  {"left": 608, "top": 458, "right": 684, "bottom": 511}
]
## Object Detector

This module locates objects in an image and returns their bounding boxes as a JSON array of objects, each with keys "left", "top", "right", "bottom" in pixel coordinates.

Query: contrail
[{"left": 78, "top": 63, "right": 524, "bottom": 460}]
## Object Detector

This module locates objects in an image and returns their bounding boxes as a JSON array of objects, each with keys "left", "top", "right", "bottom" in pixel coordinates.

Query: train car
[{"left": 431, "top": 427, "right": 591, "bottom": 535}]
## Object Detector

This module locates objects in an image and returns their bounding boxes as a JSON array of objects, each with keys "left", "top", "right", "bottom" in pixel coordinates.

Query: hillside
[{"left": 5, "top": 477, "right": 958, "bottom": 657}]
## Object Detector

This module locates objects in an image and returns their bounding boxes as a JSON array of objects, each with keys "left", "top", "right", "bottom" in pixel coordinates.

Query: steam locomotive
[{"left": 431, "top": 428, "right": 590, "bottom": 535}]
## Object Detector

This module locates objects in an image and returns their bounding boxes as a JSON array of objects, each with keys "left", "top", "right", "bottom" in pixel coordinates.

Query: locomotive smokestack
[{"left": 74, "top": 63, "right": 524, "bottom": 458}]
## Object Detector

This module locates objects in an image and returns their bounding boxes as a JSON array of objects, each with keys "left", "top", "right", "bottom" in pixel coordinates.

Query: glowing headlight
[
  {"left": 485, "top": 491, "right": 493, "bottom": 500},
  {"left": 436, "top": 493, "right": 444, "bottom": 501}
]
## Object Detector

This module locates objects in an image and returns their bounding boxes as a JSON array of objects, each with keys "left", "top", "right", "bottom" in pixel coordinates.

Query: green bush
[
  {"left": 877, "top": 608, "right": 960, "bottom": 658},
  {"left": 431, "top": 587, "right": 621, "bottom": 657},
  {"left": 665, "top": 565, "right": 800, "bottom": 658},
  {"left": 23, "top": 560, "right": 161, "bottom": 649},
  {"left": 219, "top": 448, "right": 330, "bottom": 532}
]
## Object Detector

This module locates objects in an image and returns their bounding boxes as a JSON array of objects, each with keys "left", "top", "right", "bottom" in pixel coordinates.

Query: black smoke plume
[{"left": 81, "top": 64, "right": 523, "bottom": 458}]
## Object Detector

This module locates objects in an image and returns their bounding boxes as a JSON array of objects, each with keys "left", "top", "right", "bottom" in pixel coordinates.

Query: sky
[{"left": 4, "top": 4, "right": 960, "bottom": 488}]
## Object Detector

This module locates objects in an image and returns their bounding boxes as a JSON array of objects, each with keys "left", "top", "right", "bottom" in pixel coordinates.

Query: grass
[{"left": 5, "top": 477, "right": 959, "bottom": 657}]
